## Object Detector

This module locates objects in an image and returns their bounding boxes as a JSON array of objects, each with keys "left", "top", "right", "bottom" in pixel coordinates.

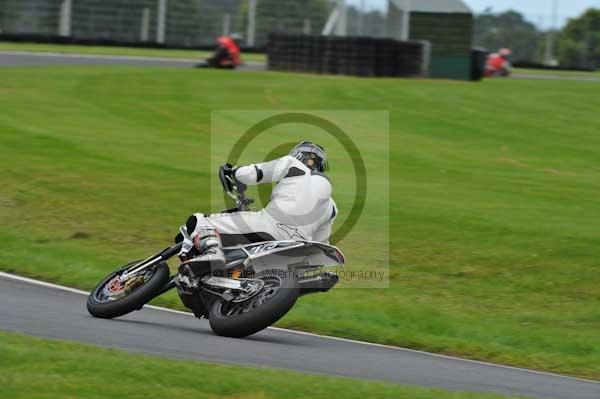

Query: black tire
[
  {"left": 208, "top": 270, "right": 299, "bottom": 338},
  {"left": 87, "top": 262, "right": 170, "bottom": 319}
]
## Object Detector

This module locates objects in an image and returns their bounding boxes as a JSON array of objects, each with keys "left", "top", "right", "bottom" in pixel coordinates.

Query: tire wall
[{"left": 268, "top": 33, "right": 428, "bottom": 78}]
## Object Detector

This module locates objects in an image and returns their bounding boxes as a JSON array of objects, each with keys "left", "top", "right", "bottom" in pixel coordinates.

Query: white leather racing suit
[{"left": 206, "top": 155, "right": 337, "bottom": 246}]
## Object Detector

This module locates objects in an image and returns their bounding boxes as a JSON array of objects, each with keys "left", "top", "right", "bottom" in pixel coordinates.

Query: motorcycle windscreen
[{"left": 243, "top": 241, "right": 345, "bottom": 272}]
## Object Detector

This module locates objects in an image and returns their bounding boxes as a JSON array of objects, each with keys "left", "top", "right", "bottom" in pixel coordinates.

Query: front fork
[{"left": 119, "top": 242, "right": 183, "bottom": 284}]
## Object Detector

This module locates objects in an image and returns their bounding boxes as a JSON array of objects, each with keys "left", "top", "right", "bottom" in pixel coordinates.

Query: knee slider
[{"left": 186, "top": 213, "right": 207, "bottom": 236}]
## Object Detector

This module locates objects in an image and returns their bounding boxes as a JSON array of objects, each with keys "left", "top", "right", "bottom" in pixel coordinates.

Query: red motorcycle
[{"left": 485, "top": 48, "right": 512, "bottom": 78}]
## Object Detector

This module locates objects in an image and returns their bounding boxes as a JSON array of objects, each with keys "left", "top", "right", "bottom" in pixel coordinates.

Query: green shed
[{"left": 387, "top": 0, "right": 474, "bottom": 80}]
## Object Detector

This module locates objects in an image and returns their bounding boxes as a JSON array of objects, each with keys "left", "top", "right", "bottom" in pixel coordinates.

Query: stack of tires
[{"left": 268, "top": 33, "right": 427, "bottom": 78}]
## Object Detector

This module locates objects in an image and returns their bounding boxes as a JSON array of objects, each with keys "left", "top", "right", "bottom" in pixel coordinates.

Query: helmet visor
[{"left": 290, "top": 143, "right": 327, "bottom": 171}]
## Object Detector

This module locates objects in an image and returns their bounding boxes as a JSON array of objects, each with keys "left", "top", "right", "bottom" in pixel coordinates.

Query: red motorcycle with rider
[{"left": 485, "top": 48, "right": 512, "bottom": 78}]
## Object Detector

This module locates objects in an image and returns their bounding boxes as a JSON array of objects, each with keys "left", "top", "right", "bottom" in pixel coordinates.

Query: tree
[
  {"left": 558, "top": 8, "right": 600, "bottom": 68},
  {"left": 345, "top": 6, "right": 387, "bottom": 38},
  {"left": 473, "top": 10, "right": 543, "bottom": 62},
  {"left": 238, "top": 0, "right": 329, "bottom": 46}
]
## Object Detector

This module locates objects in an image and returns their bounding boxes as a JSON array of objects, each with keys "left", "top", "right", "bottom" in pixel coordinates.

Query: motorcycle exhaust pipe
[{"left": 298, "top": 272, "right": 339, "bottom": 296}]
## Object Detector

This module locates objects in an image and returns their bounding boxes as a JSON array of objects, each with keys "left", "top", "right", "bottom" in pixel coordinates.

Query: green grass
[
  {"left": 0, "top": 332, "right": 528, "bottom": 399},
  {"left": 1, "top": 66, "right": 599, "bottom": 379},
  {"left": 0, "top": 41, "right": 266, "bottom": 62}
]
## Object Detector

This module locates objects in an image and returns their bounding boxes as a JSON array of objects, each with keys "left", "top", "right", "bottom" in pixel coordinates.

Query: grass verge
[{"left": 0, "top": 66, "right": 599, "bottom": 379}]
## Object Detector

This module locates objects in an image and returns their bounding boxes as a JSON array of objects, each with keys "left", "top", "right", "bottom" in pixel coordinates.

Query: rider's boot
[
  {"left": 177, "top": 214, "right": 226, "bottom": 279},
  {"left": 185, "top": 229, "right": 226, "bottom": 272},
  {"left": 175, "top": 215, "right": 226, "bottom": 317}
]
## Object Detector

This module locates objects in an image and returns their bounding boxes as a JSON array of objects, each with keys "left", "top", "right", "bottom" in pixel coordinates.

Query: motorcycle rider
[
  {"left": 485, "top": 48, "right": 512, "bottom": 77},
  {"left": 197, "top": 33, "right": 243, "bottom": 69},
  {"left": 179, "top": 141, "right": 337, "bottom": 276}
]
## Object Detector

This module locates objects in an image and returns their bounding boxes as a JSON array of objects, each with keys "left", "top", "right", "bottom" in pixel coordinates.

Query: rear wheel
[
  {"left": 87, "top": 261, "right": 170, "bottom": 319},
  {"left": 208, "top": 270, "right": 299, "bottom": 338}
]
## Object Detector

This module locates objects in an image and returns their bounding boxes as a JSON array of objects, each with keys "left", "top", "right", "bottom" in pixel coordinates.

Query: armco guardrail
[{"left": 267, "top": 33, "right": 429, "bottom": 78}]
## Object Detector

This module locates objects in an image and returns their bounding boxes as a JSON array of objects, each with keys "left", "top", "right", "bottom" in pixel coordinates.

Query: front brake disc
[{"left": 123, "top": 276, "right": 145, "bottom": 293}]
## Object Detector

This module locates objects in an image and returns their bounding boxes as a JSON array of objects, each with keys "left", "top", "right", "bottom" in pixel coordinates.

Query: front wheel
[
  {"left": 87, "top": 261, "right": 170, "bottom": 319},
  {"left": 208, "top": 270, "right": 299, "bottom": 338}
]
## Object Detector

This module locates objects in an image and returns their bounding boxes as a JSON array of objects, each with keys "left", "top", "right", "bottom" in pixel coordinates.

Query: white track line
[{"left": 1, "top": 271, "right": 598, "bottom": 385}]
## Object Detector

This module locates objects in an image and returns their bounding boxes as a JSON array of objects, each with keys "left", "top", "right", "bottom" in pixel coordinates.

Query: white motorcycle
[{"left": 87, "top": 165, "right": 345, "bottom": 337}]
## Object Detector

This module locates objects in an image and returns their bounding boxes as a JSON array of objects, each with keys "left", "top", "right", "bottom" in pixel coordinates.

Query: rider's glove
[{"left": 219, "top": 163, "right": 237, "bottom": 192}]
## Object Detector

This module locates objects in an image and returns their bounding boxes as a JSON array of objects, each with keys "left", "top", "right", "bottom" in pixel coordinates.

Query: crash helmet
[
  {"left": 229, "top": 32, "right": 244, "bottom": 44},
  {"left": 498, "top": 48, "right": 512, "bottom": 57},
  {"left": 289, "top": 141, "right": 327, "bottom": 172}
]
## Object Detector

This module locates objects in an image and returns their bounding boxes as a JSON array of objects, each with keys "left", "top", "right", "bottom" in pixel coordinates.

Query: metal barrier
[{"left": 0, "top": 0, "right": 351, "bottom": 47}]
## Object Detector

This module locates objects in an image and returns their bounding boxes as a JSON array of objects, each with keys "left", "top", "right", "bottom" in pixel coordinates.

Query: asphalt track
[
  {"left": 0, "top": 51, "right": 266, "bottom": 70},
  {"left": 1, "top": 273, "right": 599, "bottom": 399},
  {"left": 511, "top": 73, "right": 600, "bottom": 82},
  {"left": 2, "top": 51, "right": 599, "bottom": 81}
]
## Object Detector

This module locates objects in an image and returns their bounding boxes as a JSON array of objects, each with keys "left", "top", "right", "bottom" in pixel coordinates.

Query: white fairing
[
  {"left": 234, "top": 156, "right": 337, "bottom": 244},
  {"left": 237, "top": 241, "right": 345, "bottom": 273}
]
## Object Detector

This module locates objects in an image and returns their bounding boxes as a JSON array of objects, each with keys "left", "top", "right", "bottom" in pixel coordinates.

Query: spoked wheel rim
[
  {"left": 218, "top": 275, "right": 283, "bottom": 317},
  {"left": 94, "top": 268, "right": 156, "bottom": 303}
]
